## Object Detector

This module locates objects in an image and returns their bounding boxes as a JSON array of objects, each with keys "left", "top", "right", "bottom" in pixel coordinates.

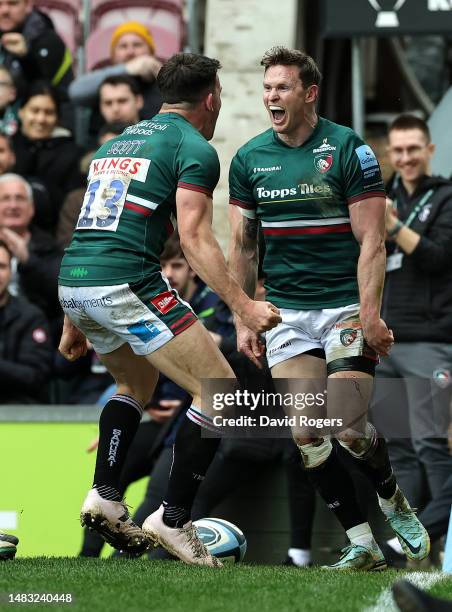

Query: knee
[
  {"left": 116, "top": 382, "right": 154, "bottom": 408},
  {"left": 337, "top": 423, "right": 376, "bottom": 458},
  {"left": 296, "top": 437, "right": 332, "bottom": 469}
]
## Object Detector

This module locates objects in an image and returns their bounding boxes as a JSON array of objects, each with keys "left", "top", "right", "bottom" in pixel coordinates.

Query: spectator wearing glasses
[{"left": 371, "top": 114, "right": 452, "bottom": 560}]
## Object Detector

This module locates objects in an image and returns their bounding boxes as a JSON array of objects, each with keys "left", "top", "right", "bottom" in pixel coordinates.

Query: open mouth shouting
[{"left": 269, "top": 105, "right": 286, "bottom": 126}]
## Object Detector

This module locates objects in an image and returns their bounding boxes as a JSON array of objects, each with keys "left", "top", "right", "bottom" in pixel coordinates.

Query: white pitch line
[{"left": 364, "top": 571, "right": 448, "bottom": 612}]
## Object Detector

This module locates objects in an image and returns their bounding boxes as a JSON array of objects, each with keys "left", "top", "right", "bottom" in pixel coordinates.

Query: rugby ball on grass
[{"left": 193, "top": 517, "right": 247, "bottom": 563}]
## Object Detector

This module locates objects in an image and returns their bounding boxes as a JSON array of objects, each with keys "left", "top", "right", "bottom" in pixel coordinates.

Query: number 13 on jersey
[{"left": 76, "top": 175, "right": 131, "bottom": 231}]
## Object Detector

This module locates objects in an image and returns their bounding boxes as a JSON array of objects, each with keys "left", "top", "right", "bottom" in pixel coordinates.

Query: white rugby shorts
[
  {"left": 266, "top": 303, "right": 376, "bottom": 369},
  {"left": 58, "top": 282, "right": 196, "bottom": 356}
]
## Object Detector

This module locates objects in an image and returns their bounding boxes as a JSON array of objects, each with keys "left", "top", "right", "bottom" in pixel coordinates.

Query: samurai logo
[
  {"left": 340, "top": 328, "right": 358, "bottom": 346},
  {"left": 314, "top": 153, "right": 333, "bottom": 174},
  {"left": 108, "top": 429, "right": 122, "bottom": 466}
]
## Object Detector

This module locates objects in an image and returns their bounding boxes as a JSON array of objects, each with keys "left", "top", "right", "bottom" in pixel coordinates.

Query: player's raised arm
[
  {"left": 349, "top": 196, "right": 393, "bottom": 356},
  {"left": 176, "top": 187, "right": 281, "bottom": 334}
]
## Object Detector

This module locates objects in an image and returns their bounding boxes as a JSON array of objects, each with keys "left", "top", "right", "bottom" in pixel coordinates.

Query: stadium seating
[
  {"left": 89, "top": 0, "right": 184, "bottom": 44},
  {"left": 35, "top": 0, "right": 185, "bottom": 74},
  {"left": 85, "top": 23, "right": 180, "bottom": 71},
  {"left": 35, "top": 0, "right": 82, "bottom": 54}
]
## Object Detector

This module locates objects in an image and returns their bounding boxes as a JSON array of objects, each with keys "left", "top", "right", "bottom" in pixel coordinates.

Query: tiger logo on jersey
[{"left": 314, "top": 153, "right": 333, "bottom": 174}]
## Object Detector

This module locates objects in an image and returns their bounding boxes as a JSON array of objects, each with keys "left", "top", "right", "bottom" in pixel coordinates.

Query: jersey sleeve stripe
[
  {"left": 239, "top": 207, "right": 256, "bottom": 219},
  {"left": 347, "top": 190, "right": 386, "bottom": 205},
  {"left": 261, "top": 217, "right": 350, "bottom": 228},
  {"left": 229, "top": 198, "right": 257, "bottom": 219},
  {"left": 127, "top": 193, "right": 158, "bottom": 210},
  {"left": 124, "top": 201, "right": 153, "bottom": 216},
  {"left": 229, "top": 197, "right": 255, "bottom": 210},
  {"left": 178, "top": 182, "right": 213, "bottom": 197},
  {"left": 263, "top": 223, "right": 351, "bottom": 236}
]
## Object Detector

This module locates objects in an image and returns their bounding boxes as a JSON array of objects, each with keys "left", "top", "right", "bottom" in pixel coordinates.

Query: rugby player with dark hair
[{"left": 58, "top": 52, "right": 280, "bottom": 566}]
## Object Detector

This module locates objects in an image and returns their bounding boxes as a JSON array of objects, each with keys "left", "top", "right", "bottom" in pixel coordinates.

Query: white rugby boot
[
  {"left": 142, "top": 505, "right": 222, "bottom": 567},
  {"left": 80, "top": 488, "right": 153, "bottom": 554}
]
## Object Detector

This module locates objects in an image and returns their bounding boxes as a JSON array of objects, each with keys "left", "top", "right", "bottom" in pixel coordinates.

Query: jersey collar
[{"left": 272, "top": 116, "right": 324, "bottom": 149}]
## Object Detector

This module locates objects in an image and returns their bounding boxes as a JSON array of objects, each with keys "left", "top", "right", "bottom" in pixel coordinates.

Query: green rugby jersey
[
  {"left": 229, "top": 117, "right": 385, "bottom": 309},
  {"left": 59, "top": 113, "right": 220, "bottom": 286}
]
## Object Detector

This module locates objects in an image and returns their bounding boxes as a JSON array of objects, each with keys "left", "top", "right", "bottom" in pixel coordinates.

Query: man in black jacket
[
  {"left": 0, "top": 0, "right": 74, "bottom": 127},
  {"left": 372, "top": 115, "right": 452, "bottom": 546},
  {"left": 0, "top": 173, "right": 62, "bottom": 343},
  {"left": 0, "top": 239, "right": 52, "bottom": 403}
]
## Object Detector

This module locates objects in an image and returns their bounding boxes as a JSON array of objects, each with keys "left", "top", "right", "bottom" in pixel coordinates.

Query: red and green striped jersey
[
  {"left": 59, "top": 113, "right": 220, "bottom": 286},
  {"left": 229, "top": 117, "right": 385, "bottom": 309}
]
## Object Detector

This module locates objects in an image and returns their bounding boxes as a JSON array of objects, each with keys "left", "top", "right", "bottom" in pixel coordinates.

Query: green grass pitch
[{"left": 2, "top": 559, "right": 452, "bottom": 612}]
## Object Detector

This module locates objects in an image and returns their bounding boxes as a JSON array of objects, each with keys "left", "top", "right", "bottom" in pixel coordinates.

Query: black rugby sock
[
  {"left": 350, "top": 434, "right": 397, "bottom": 500},
  {"left": 93, "top": 394, "right": 143, "bottom": 499},
  {"left": 163, "top": 416, "right": 220, "bottom": 528},
  {"left": 307, "top": 448, "right": 366, "bottom": 531}
]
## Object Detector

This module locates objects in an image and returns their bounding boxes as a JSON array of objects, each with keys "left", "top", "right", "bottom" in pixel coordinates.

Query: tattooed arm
[{"left": 228, "top": 205, "right": 259, "bottom": 298}]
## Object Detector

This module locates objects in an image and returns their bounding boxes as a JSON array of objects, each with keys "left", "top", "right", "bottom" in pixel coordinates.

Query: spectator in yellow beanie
[
  {"left": 110, "top": 22, "right": 156, "bottom": 62},
  {"left": 69, "top": 20, "right": 162, "bottom": 144}
]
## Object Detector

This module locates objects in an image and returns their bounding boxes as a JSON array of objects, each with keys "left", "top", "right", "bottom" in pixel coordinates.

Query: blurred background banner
[{"left": 323, "top": 0, "right": 452, "bottom": 36}]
